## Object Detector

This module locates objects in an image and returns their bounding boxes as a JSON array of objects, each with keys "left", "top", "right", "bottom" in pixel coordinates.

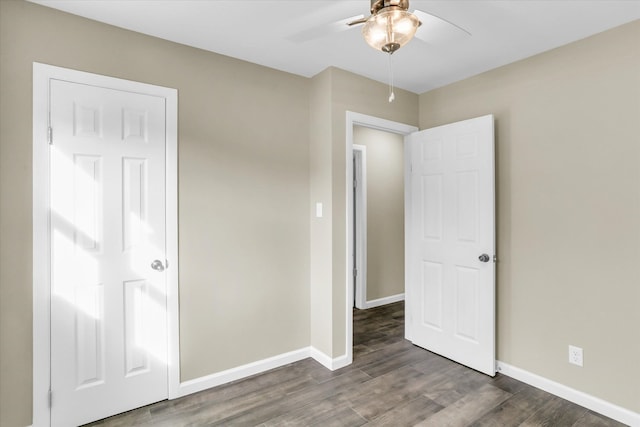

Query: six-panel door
[
  {"left": 407, "top": 115, "right": 496, "bottom": 376},
  {"left": 50, "top": 80, "right": 168, "bottom": 426}
]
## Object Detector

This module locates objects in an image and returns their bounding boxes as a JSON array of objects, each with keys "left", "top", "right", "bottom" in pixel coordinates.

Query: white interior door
[
  {"left": 50, "top": 79, "right": 168, "bottom": 426},
  {"left": 406, "top": 115, "right": 495, "bottom": 376}
]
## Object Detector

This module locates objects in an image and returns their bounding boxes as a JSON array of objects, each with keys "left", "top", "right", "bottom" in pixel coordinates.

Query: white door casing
[
  {"left": 353, "top": 144, "right": 367, "bottom": 309},
  {"left": 345, "top": 112, "right": 418, "bottom": 366},
  {"left": 406, "top": 115, "right": 496, "bottom": 376},
  {"left": 33, "top": 63, "right": 180, "bottom": 427}
]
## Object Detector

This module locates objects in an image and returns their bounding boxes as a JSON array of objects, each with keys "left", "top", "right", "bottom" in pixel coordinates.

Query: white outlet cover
[{"left": 569, "top": 345, "right": 583, "bottom": 367}]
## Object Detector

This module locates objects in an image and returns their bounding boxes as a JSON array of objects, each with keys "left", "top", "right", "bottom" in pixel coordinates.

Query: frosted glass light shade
[{"left": 362, "top": 7, "right": 420, "bottom": 53}]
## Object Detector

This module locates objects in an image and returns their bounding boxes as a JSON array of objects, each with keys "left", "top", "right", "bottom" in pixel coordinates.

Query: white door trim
[
  {"left": 32, "top": 62, "right": 180, "bottom": 427},
  {"left": 345, "top": 111, "right": 418, "bottom": 363},
  {"left": 352, "top": 144, "right": 367, "bottom": 310}
]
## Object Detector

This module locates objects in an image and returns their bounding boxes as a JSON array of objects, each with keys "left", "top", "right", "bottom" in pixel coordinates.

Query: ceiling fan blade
[
  {"left": 347, "top": 16, "right": 369, "bottom": 26},
  {"left": 287, "top": 14, "right": 365, "bottom": 43},
  {"left": 412, "top": 10, "right": 471, "bottom": 46}
]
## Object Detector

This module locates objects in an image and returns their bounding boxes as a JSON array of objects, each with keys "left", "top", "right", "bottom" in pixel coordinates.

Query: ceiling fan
[
  {"left": 287, "top": 0, "right": 470, "bottom": 52},
  {"left": 287, "top": 0, "right": 470, "bottom": 102}
]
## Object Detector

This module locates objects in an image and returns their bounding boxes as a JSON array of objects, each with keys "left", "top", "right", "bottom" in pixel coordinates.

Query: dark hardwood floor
[{"left": 87, "top": 302, "right": 626, "bottom": 426}]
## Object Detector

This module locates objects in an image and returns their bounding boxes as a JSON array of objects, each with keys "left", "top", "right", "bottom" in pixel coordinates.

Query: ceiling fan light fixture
[{"left": 362, "top": 7, "right": 420, "bottom": 54}]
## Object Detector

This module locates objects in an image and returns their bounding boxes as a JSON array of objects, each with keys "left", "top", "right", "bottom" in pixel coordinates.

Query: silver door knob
[
  {"left": 478, "top": 254, "right": 490, "bottom": 263},
  {"left": 151, "top": 260, "right": 165, "bottom": 272}
]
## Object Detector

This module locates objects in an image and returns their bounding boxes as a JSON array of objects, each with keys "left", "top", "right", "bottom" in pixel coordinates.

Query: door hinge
[
  {"left": 353, "top": 268, "right": 358, "bottom": 277},
  {"left": 353, "top": 179, "right": 357, "bottom": 189},
  {"left": 48, "top": 389, "right": 53, "bottom": 408},
  {"left": 47, "top": 126, "right": 53, "bottom": 145}
]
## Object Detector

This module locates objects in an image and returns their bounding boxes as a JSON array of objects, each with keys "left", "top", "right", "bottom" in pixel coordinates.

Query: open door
[{"left": 405, "top": 115, "right": 496, "bottom": 376}]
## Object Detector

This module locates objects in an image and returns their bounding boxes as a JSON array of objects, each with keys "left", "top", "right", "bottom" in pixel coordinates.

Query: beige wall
[
  {"left": 0, "top": 1, "right": 310, "bottom": 425},
  {"left": 419, "top": 20, "right": 640, "bottom": 412},
  {"left": 309, "top": 69, "right": 333, "bottom": 355},
  {"left": 353, "top": 126, "right": 405, "bottom": 301}
]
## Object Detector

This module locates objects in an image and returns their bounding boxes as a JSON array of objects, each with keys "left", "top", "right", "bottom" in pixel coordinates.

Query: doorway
[
  {"left": 33, "top": 63, "right": 180, "bottom": 427},
  {"left": 352, "top": 127, "right": 406, "bottom": 310},
  {"left": 345, "top": 112, "right": 418, "bottom": 363},
  {"left": 345, "top": 112, "right": 496, "bottom": 376}
]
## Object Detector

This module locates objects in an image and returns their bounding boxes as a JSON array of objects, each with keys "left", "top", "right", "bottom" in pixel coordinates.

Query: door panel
[
  {"left": 422, "top": 261, "right": 443, "bottom": 329},
  {"left": 407, "top": 115, "right": 495, "bottom": 376},
  {"left": 50, "top": 79, "right": 168, "bottom": 426},
  {"left": 423, "top": 174, "right": 443, "bottom": 240}
]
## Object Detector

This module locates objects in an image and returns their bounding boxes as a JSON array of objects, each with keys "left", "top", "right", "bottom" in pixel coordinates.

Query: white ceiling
[{"left": 29, "top": 1, "right": 640, "bottom": 93}]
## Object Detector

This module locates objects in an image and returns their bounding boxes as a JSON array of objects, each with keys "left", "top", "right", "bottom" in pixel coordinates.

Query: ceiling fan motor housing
[{"left": 370, "top": 0, "right": 410, "bottom": 14}]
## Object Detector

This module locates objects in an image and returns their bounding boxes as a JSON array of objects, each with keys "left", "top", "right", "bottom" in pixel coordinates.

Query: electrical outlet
[{"left": 569, "top": 345, "right": 583, "bottom": 367}]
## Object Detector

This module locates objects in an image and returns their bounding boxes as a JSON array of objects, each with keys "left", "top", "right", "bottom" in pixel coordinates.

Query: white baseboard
[
  {"left": 177, "top": 347, "right": 310, "bottom": 397},
  {"left": 176, "top": 346, "right": 354, "bottom": 399},
  {"left": 365, "top": 293, "right": 404, "bottom": 309},
  {"left": 309, "top": 347, "right": 332, "bottom": 370},
  {"left": 496, "top": 361, "right": 640, "bottom": 427},
  {"left": 309, "top": 347, "right": 351, "bottom": 371}
]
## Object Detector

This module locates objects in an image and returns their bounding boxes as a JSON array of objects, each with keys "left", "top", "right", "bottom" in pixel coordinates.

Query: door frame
[
  {"left": 32, "top": 63, "right": 180, "bottom": 427},
  {"left": 352, "top": 144, "right": 367, "bottom": 309},
  {"left": 345, "top": 111, "right": 417, "bottom": 358}
]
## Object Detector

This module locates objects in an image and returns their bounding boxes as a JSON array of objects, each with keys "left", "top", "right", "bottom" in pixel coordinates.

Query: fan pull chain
[{"left": 388, "top": 52, "right": 395, "bottom": 103}]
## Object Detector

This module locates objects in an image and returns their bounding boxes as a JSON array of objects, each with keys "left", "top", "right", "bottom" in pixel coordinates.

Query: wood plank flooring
[{"left": 87, "top": 302, "right": 626, "bottom": 426}]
